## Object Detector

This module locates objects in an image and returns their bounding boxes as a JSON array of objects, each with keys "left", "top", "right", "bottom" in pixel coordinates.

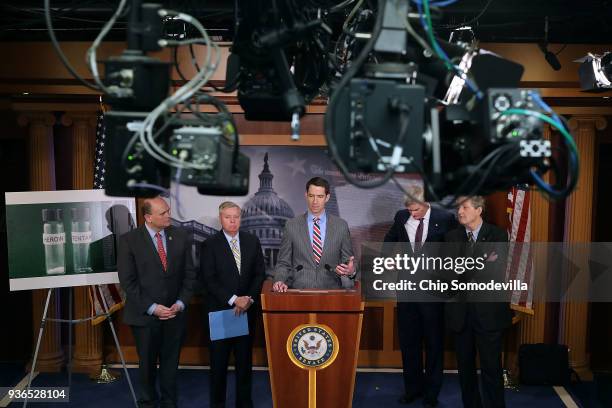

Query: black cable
[
  {"left": 4, "top": 4, "right": 124, "bottom": 24},
  {"left": 329, "top": 0, "right": 358, "bottom": 13},
  {"left": 185, "top": 42, "right": 239, "bottom": 93},
  {"left": 554, "top": 44, "right": 568, "bottom": 56},
  {"left": 173, "top": 46, "right": 189, "bottom": 82},
  {"left": 189, "top": 92, "right": 241, "bottom": 168},
  {"left": 324, "top": 0, "right": 386, "bottom": 189},
  {"left": 440, "top": 143, "right": 516, "bottom": 208},
  {"left": 465, "top": 144, "right": 517, "bottom": 197},
  {"left": 349, "top": 109, "right": 412, "bottom": 189},
  {"left": 332, "top": 6, "right": 373, "bottom": 78},
  {"left": 342, "top": 26, "right": 359, "bottom": 38},
  {"left": 189, "top": 42, "right": 202, "bottom": 75},
  {"left": 543, "top": 155, "right": 564, "bottom": 191},
  {"left": 1, "top": 0, "right": 103, "bottom": 31},
  {"left": 544, "top": 159, "right": 577, "bottom": 200},
  {"left": 297, "top": 36, "right": 331, "bottom": 101},
  {"left": 120, "top": 105, "right": 187, "bottom": 167},
  {"left": 170, "top": 40, "right": 208, "bottom": 89},
  {"left": 462, "top": 145, "right": 513, "bottom": 191},
  {"left": 44, "top": 0, "right": 99, "bottom": 91},
  {"left": 361, "top": 112, "right": 440, "bottom": 204},
  {"left": 524, "top": 113, "right": 577, "bottom": 199},
  {"left": 439, "top": 0, "right": 495, "bottom": 29},
  {"left": 189, "top": 93, "right": 233, "bottom": 120}
]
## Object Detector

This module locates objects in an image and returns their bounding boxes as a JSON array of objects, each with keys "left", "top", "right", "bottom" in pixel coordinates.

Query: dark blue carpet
[
  {"left": 567, "top": 380, "right": 608, "bottom": 408},
  {"left": 0, "top": 364, "right": 601, "bottom": 407},
  {"left": 0, "top": 363, "right": 27, "bottom": 390},
  {"left": 353, "top": 371, "right": 565, "bottom": 408}
]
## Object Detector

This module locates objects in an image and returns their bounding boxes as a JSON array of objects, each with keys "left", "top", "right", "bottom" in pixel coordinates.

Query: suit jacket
[
  {"left": 383, "top": 206, "right": 457, "bottom": 301},
  {"left": 383, "top": 206, "right": 457, "bottom": 249},
  {"left": 274, "top": 213, "right": 356, "bottom": 289},
  {"left": 443, "top": 222, "right": 512, "bottom": 332},
  {"left": 199, "top": 230, "right": 265, "bottom": 313},
  {"left": 118, "top": 225, "right": 197, "bottom": 326}
]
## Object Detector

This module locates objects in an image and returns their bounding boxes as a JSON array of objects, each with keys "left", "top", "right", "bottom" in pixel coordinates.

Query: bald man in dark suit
[{"left": 118, "top": 197, "right": 197, "bottom": 408}]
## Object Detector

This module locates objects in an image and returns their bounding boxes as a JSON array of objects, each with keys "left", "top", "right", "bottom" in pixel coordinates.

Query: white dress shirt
[{"left": 404, "top": 206, "right": 431, "bottom": 252}]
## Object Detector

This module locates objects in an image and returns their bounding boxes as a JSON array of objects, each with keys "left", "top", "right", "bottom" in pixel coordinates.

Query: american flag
[
  {"left": 93, "top": 113, "right": 107, "bottom": 189},
  {"left": 90, "top": 112, "right": 126, "bottom": 325},
  {"left": 505, "top": 185, "right": 534, "bottom": 312}
]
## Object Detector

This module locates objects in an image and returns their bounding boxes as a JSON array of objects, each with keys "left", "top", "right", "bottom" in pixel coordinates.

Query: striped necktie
[
  {"left": 230, "top": 238, "right": 241, "bottom": 274},
  {"left": 467, "top": 231, "right": 475, "bottom": 246},
  {"left": 312, "top": 217, "right": 323, "bottom": 264},
  {"left": 466, "top": 231, "right": 476, "bottom": 257}
]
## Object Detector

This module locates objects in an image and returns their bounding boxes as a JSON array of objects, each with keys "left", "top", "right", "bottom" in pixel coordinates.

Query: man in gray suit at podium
[{"left": 272, "top": 177, "right": 357, "bottom": 291}]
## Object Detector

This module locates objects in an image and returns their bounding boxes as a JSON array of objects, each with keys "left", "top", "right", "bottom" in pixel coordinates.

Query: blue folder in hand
[{"left": 208, "top": 309, "right": 249, "bottom": 341}]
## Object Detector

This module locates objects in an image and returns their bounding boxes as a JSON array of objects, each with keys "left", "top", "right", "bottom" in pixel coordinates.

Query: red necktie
[{"left": 155, "top": 232, "right": 167, "bottom": 271}]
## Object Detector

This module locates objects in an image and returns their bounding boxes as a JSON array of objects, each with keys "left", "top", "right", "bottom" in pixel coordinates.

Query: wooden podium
[{"left": 261, "top": 280, "right": 364, "bottom": 408}]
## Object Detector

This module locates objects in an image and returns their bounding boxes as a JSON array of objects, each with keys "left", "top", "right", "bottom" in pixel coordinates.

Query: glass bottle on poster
[
  {"left": 71, "top": 207, "right": 93, "bottom": 273},
  {"left": 42, "top": 208, "right": 66, "bottom": 275}
]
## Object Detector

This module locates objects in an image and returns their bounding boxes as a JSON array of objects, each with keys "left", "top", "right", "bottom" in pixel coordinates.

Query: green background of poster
[{"left": 6, "top": 200, "right": 135, "bottom": 279}]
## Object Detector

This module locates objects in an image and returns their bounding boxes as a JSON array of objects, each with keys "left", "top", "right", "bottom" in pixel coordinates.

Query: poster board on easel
[{"left": 4, "top": 189, "right": 138, "bottom": 407}]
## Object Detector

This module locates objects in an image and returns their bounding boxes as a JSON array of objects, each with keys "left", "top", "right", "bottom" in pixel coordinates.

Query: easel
[{"left": 23, "top": 285, "right": 138, "bottom": 408}]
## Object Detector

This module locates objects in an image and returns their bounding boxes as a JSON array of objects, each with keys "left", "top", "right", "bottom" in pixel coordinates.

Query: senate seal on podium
[{"left": 287, "top": 324, "right": 339, "bottom": 370}]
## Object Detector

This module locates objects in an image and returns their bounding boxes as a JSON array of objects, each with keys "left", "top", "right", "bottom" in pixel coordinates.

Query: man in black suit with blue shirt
[
  {"left": 118, "top": 196, "right": 197, "bottom": 408},
  {"left": 200, "top": 201, "right": 265, "bottom": 408},
  {"left": 384, "top": 186, "right": 457, "bottom": 407},
  {"left": 444, "top": 196, "right": 510, "bottom": 408}
]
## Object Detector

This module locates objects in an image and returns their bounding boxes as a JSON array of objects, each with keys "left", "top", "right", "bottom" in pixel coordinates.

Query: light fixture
[
  {"left": 448, "top": 26, "right": 475, "bottom": 47},
  {"left": 443, "top": 26, "right": 477, "bottom": 105},
  {"left": 539, "top": 17, "right": 562, "bottom": 71},
  {"left": 538, "top": 43, "right": 562, "bottom": 71},
  {"left": 443, "top": 49, "right": 478, "bottom": 105},
  {"left": 577, "top": 52, "right": 612, "bottom": 92}
]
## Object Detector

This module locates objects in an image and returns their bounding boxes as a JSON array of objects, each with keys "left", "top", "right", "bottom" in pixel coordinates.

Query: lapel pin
[{"left": 169, "top": 236, "right": 173, "bottom": 241}]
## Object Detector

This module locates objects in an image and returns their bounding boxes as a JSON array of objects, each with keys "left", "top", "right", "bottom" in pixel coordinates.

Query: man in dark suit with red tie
[
  {"left": 200, "top": 201, "right": 265, "bottom": 408},
  {"left": 384, "top": 186, "right": 457, "bottom": 407},
  {"left": 118, "top": 196, "right": 197, "bottom": 408}
]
